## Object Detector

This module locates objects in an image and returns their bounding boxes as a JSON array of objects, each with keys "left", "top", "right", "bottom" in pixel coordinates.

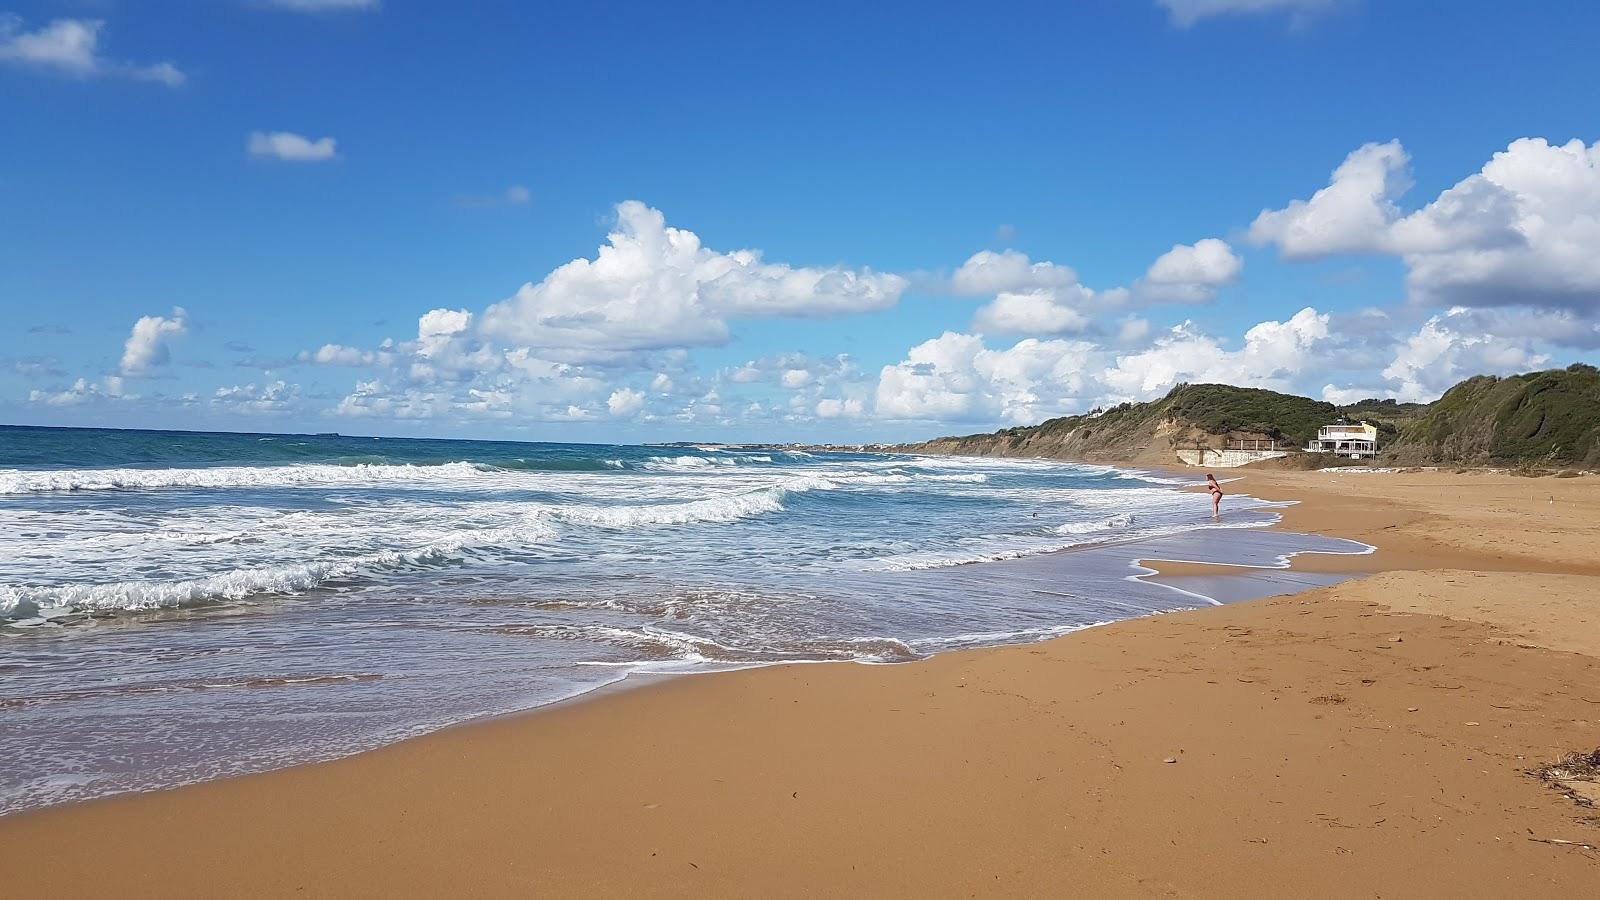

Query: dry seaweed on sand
[{"left": 1532, "top": 748, "right": 1600, "bottom": 809}]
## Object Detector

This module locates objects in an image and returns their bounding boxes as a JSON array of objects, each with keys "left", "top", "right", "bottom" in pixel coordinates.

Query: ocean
[{"left": 0, "top": 425, "right": 1369, "bottom": 814}]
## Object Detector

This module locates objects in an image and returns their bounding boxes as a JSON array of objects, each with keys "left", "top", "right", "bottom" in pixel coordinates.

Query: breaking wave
[
  {"left": 1055, "top": 513, "right": 1135, "bottom": 534},
  {"left": 0, "top": 456, "right": 996, "bottom": 497},
  {"left": 550, "top": 477, "right": 832, "bottom": 527},
  {"left": 1, "top": 520, "right": 563, "bottom": 617},
  {"left": 0, "top": 461, "right": 493, "bottom": 494},
  {"left": 498, "top": 623, "right": 921, "bottom": 666},
  {"left": 1, "top": 479, "right": 836, "bottom": 618},
  {"left": 836, "top": 471, "right": 988, "bottom": 485},
  {"left": 638, "top": 454, "right": 775, "bottom": 471},
  {"left": 908, "top": 622, "right": 1109, "bottom": 651},
  {"left": 865, "top": 515, "right": 1272, "bottom": 572},
  {"left": 642, "top": 455, "right": 738, "bottom": 470}
]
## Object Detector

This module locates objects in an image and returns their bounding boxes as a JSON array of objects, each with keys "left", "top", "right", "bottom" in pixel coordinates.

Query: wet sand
[{"left": 4, "top": 469, "right": 1599, "bottom": 897}]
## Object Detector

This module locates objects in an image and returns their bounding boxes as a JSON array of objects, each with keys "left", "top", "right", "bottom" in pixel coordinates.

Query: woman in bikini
[{"left": 1206, "top": 473, "right": 1222, "bottom": 519}]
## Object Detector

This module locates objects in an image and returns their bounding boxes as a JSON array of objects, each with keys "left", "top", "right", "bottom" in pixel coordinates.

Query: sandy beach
[
  {"left": 10, "top": 2, "right": 1597, "bottom": 896},
  {"left": 6, "top": 468, "right": 1599, "bottom": 897}
]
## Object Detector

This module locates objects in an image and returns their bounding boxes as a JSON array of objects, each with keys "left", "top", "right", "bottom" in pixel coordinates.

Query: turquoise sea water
[{"left": 0, "top": 425, "right": 1369, "bottom": 813}]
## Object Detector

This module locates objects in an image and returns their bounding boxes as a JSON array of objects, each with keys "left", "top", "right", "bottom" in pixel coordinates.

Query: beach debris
[
  {"left": 1533, "top": 749, "right": 1600, "bottom": 809},
  {"left": 1387, "top": 636, "right": 1403, "bottom": 643},
  {"left": 1406, "top": 707, "right": 1419, "bottom": 712},
  {"left": 1465, "top": 722, "right": 1480, "bottom": 726},
  {"left": 1310, "top": 694, "right": 1348, "bottom": 705},
  {"left": 1163, "top": 757, "right": 1178, "bottom": 764},
  {"left": 1527, "top": 837, "right": 1599, "bottom": 851}
]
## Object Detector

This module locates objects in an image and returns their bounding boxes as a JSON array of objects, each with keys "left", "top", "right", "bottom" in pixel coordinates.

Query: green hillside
[
  {"left": 1384, "top": 364, "right": 1600, "bottom": 467},
  {"left": 1160, "top": 383, "right": 1336, "bottom": 445},
  {"left": 898, "top": 383, "right": 1337, "bottom": 464},
  {"left": 897, "top": 365, "right": 1600, "bottom": 469}
]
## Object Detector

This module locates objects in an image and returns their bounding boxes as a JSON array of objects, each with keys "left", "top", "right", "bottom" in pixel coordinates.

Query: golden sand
[{"left": 5, "top": 469, "right": 1599, "bottom": 897}]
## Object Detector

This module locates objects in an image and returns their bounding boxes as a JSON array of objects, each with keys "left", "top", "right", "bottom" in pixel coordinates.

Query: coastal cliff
[
  {"left": 896, "top": 365, "right": 1600, "bottom": 469},
  {"left": 894, "top": 383, "right": 1337, "bottom": 466}
]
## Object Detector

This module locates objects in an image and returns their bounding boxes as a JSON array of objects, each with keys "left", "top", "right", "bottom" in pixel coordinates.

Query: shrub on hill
[
  {"left": 1161, "top": 384, "right": 1336, "bottom": 445},
  {"left": 1387, "top": 364, "right": 1600, "bottom": 467},
  {"left": 898, "top": 365, "right": 1600, "bottom": 469}
]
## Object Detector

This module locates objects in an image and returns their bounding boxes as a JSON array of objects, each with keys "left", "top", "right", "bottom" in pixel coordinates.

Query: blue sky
[{"left": 3, "top": 0, "right": 1598, "bottom": 442}]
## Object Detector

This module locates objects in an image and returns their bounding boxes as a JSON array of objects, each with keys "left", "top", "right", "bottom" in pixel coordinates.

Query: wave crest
[
  {"left": 551, "top": 476, "right": 834, "bottom": 528},
  {"left": 1055, "top": 513, "right": 1134, "bottom": 535},
  {"left": 0, "top": 462, "right": 490, "bottom": 494},
  {"left": 0, "top": 477, "right": 828, "bottom": 617},
  {"left": 498, "top": 623, "right": 920, "bottom": 665},
  {"left": 1, "top": 519, "right": 560, "bottom": 618}
]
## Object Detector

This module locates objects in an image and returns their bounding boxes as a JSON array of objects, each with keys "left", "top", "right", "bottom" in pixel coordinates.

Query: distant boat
[{"left": 314, "top": 432, "right": 341, "bottom": 438}]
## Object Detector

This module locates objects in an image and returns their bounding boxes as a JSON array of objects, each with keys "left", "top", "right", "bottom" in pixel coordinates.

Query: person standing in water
[{"left": 1206, "top": 473, "right": 1223, "bottom": 518}]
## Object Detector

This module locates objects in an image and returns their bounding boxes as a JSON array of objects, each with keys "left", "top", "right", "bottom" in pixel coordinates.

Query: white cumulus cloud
[
  {"left": 1397, "top": 138, "right": 1600, "bottom": 311},
  {"left": 972, "top": 289, "right": 1093, "bottom": 335},
  {"left": 334, "top": 380, "right": 441, "bottom": 420},
  {"left": 876, "top": 308, "right": 1338, "bottom": 425},
  {"left": 248, "top": 131, "right": 339, "bottom": 162},
  {"left": 417, "top": 308, "right": 472, "bottom": 347},
  {"left": 1248, "top": 141, "right": 1410, "bottom": 260},
  {"left": 1377, "top": 310, "right": 1549, "bottom": 402},
  {"left": 1100, "top": 307, "right": 1331, "bottom": 399},
  {"left": 718, "top": 353, "right": 856, "bottom": 392},
  {"left": 816, "top": 397, "right": 865, "bottom": 419},
  {"left": 0, "top": 15, "right": 184, "bottom": 85},
  {"left": 306, "top": 307, "right": 619, "bottom": 423},
  {"left": 29, "top": 376, "right": 130, "bottom": 407},
  {"left": 300, "top": 343, "right": 389, "bottom": 367},
  {"left": 120, "top": 308, "right": 188, "bottom": 375},
  {"left": 1145, "top": 237, "right": 1241, "bottom": 293},
  {"left": 1158, "top": 0, "right": 1340, "bottom": 27},
  {"left": 1252, "top": 137, "right": 1600, "bottom": 314},
  {"left": 212, "top": 380, "right": 300, "bottom": 413},
  {"left": 875, "top": 332, "right": 1098, "bottom": 424},
  {"left": 780, "top": 369, "right": 815, "bottom": 389},
  {"left": 965, "top": 238, "right": 1238, "bottom": 336},
  {"left": 607, "top": 387, "right": 645, "bottom": 418},
  {"left": 951, "top": 250, "right": 1078, "bottom": 295},
  {"left": 480, "top": 201, "right": 905, "bottom": 352}
]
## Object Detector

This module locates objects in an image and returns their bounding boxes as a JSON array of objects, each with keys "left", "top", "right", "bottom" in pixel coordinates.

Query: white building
[{"left": 1305, "top": 422, "right": 1379, "bottom": 458}]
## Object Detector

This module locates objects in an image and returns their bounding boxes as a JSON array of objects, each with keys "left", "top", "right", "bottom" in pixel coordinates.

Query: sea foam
[
  {"left": 0, "top": 461, "right": 492, "bottom": 494},
  {"left": 0, "top": 519, "right": 562, "bottom": 616}
]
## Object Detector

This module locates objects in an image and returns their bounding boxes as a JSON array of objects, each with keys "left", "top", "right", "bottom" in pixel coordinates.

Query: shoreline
[
  {"left": 1, "top": 468, "right": 1355, "bottom": 818},
  {"left": 5, "top": 467, "right": 1600, "bottom": 895},
  {"left": 0, "top": 471, "right": 1442, "bottom": 812},
  {"left": 1145, "top": 466, "right": 1600, "bottom": 577}
]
